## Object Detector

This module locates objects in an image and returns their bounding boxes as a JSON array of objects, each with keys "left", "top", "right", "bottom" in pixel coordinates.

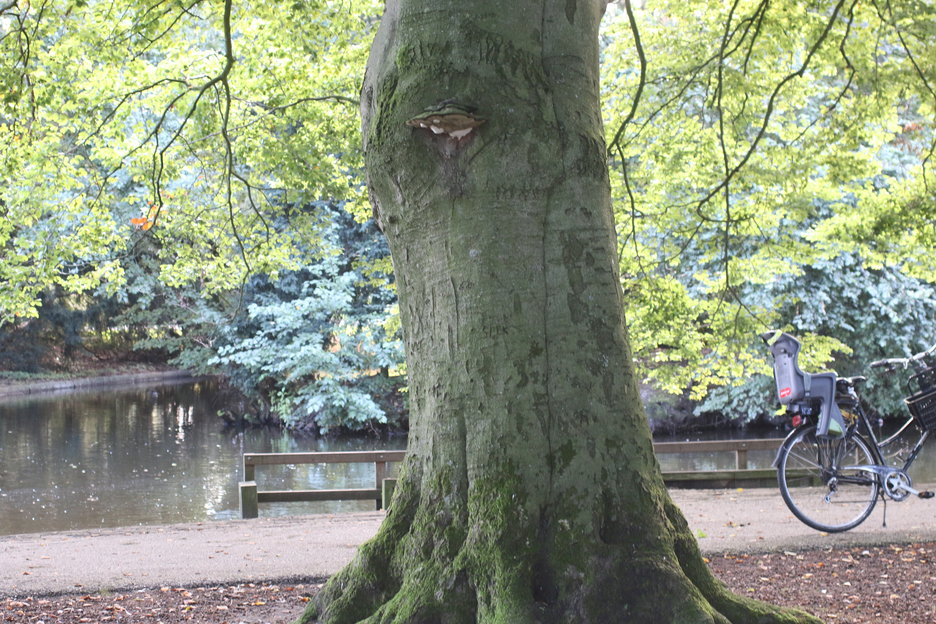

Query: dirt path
[
  {"left": 1, "top": 513, "right": 377, "bottom": 598},
  {"left": 4, "top": 487, "right": 936, "bottom": 599}
]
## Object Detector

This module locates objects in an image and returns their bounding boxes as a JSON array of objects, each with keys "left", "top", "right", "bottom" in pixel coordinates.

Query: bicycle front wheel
[{"left": 776, "top": 425, "right": 879, "bottom": 532}]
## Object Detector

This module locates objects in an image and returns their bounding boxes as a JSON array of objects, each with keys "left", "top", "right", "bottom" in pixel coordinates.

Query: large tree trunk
[{"left": 299, "top": 1, "right": 819, "bottom": 622}]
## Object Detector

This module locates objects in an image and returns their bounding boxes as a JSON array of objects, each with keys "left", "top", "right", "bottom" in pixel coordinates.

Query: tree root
[
  {"left": 296, "top": 481, "right": 823, "bottom": 624},
  {"left": 664, "top": 497, "right": 823, "bottom": 624}
]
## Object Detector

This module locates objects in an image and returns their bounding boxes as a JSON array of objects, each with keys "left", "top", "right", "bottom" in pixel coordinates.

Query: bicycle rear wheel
[{"left": 776, "top": 425, "right": 879, "bottom": 532}]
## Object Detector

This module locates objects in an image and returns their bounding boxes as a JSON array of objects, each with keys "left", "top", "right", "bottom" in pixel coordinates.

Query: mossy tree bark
[{"left": 299, "top": 1, "right": 820, "bottom": 622}]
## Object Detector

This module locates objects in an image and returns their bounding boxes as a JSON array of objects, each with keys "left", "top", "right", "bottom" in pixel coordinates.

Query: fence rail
[
  {"left": 240, "top": 451, "right": 405, "bottom": 519},
  {"left": 239, "top": 439, "right": 783, "bottom": 518}
]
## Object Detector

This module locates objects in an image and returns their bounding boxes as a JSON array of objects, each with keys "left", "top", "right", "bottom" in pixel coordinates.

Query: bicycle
[{"left": 761, "top": 330, "right": 936, "bottom": 532}]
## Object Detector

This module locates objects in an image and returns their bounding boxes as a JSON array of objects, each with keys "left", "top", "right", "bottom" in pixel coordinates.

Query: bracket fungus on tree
[{"left": 406, "top": 100, "right": 485, "bottom": 140}]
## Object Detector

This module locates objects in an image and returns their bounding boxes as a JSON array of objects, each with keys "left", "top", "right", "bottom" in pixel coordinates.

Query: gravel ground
[
  {"left": 4, "top": 542, "right": 936, "bottom": 623},
  {"left": 5, "top": 487, "right": 936, "bottom": 622}
]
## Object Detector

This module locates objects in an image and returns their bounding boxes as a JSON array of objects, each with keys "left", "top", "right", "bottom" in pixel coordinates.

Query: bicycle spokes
[{"left": 777, "top": 426, "right": 879, "bottom": 533}]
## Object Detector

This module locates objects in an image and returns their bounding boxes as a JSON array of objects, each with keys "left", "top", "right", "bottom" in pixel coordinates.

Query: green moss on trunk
[{"left": 298, "top": 1, "right": 824, "bottom": 622}]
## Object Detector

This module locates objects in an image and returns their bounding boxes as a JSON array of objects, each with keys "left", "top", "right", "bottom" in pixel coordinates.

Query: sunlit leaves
[
  {"left": 602, "top": 0, "right": 936, "bottom": 397},
  {"left": 2, "top": 0, "right": 934, "bottom": 429},
  {"left": 0, "top": 0, "right": 382, "bottom": 323}
]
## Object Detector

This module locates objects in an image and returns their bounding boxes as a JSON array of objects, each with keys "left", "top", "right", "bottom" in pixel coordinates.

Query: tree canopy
[
  {"left": 1, "top": 0, "right": 379, "bottom": 316},
  {"left": 2, "top": 0, "right": 934, "bottom": 421},
  {"left": 602, "top": 0, "right": 936, "bottom": 396}
]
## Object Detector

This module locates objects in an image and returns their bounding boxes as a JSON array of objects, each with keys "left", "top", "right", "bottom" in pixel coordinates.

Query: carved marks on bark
[
  {"left": 572, "top": 132, "right": 609, "bottom": 181},
  {"left": 488, "top": 130, "right": 607, "bottom": 204},
  {"left": 565, "top": 0, "right": 577, "bottom": 25},
  {"left": 492, "top": 179, "right": 547, "bottom": 202},
  {"left": 395, "top": 20, "right": 547, "bottom": 88}
]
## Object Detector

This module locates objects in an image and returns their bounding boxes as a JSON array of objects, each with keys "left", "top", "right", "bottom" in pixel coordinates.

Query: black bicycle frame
[{"left": 772, "top": 395, "right": 930, "bottom": 483}]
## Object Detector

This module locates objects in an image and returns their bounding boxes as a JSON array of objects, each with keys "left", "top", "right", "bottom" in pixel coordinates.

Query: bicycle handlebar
[
  {"left": 869, "top": 357, "right": 906, "bottom": 370},
  {"left": 869, "top": 342, "right": 936, "bottom": 371}
]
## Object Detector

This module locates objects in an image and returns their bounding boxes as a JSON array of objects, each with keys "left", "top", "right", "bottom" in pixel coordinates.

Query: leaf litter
[
  {"left": 2, "top": 582, "right": 320, "bottom": 623},
  {"left": 709, "top": 541, "right": 936, "bottom": 623},
  {"left": 4, "top": 543, "right": 936, "bottom": 623}
]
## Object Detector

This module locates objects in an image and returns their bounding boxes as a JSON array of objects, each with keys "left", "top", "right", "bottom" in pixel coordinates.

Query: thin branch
[
  {"left": 182, "top": 93, "right": 360, "bottom": 141},
  {"left": 132, "top": 0, "right": 206, "bottom": 59},
  {"left": 6, "top": 0, "right": 53, "bottom": 135},
  {"left": 145, "top": 0, "right": 236, "bottom": 226},
  {"left": 740, "top": 0, "right": 770, "bottom": 74},
  {"left": 608, "top": 0, "right": 646, "bottom": 151},
  {"left": 716, "top": 0, "right": 768, "bottom": 71},
  {"left": 713, "top": 0, "right": 743, "bottom": 301},
  {"left": 610, "top": 4, "right": 768, "bottom": 157},
  {"left": 877, "top": 0, "right": 936, "bottom": 190},
  {"left": 71, "top": 78, "right": 192, "bottom": 152},
  {"left": 784, "top": 0, "right": 858, "bottom": 148},
  {"left": 12, "top": 2, "right": 35, "bottom": 131},
  {"left": 239, "top": 94, "right": 361, "bottom": 110},
  {"left": 616, "top": 64, "right": 713, "bottom": 149},
  {"left": 105, "top": 0, "right": 207, "bottom": 57},
  {"left": 610, "top": 0, "right": 649, "bottom": 277},
  {"left": 214, "top": 0, "right": 254, "bottom": 281},
  {"left": 694, "top": 0, "right": 848, "bottom": 215}
]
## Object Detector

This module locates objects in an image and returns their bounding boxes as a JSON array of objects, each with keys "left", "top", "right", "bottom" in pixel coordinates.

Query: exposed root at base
[{"left": 296, "top": 482, "right": 822, "bottom": 624}]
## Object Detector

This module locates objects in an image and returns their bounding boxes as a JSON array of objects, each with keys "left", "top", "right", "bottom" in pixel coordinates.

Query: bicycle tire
[{"left": 776, "top": 424, "right": 879, "bottom": 532}]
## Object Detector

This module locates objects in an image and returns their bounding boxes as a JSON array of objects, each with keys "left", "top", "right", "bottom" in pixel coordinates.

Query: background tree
[
  {"left": 3, "top": 0, "right": 935, "bottom": 429},
  {"left": 0, "top": 0, "right": 380, "bottom": 321},
  {"left": 204, "top": 204, "right": 404, "bottom": 433},
  {"left": 602, "top": 0, "right": 936, "bottom": 408},
  {"left": 0, "top": 0, "right": 407, "bottom": 432}
]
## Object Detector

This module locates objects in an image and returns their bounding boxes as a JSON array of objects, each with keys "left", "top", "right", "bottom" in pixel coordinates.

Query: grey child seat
[{"left": 761, "top": 330, "right": 846, "bottom": 437}]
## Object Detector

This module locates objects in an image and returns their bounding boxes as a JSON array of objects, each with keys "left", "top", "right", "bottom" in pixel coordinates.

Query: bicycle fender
[{"left": 772, "top": 425, "right": 810, "bottom": 468}]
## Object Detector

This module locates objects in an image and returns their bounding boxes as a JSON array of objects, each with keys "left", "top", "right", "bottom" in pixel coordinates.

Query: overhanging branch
[{"left": 695, "top": 0, "right": 848, "bottom": 217}]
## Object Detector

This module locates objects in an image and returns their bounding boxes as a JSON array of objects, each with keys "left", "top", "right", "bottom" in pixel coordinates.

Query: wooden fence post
[
  {"left": 382, "top": 478, "right": 397, "bottom": 511},
  {"left": 375, "top": 461, "right": 389, "bottom": 510},
  {"left": 240, "top": 481, "right": 258, "bottom": 519}
]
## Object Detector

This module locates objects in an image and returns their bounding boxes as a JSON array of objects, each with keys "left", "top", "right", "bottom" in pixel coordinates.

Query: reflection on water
[
  {"left": 653, "top": 431, "right": 783, "bottom": 473},
  {"left": 653, "top": 426, "right": 936, "bottom": 481},
  {"left": 0, "top": 381, "right": 406, "bottom": 536},
  {"left": 4, "top": 381, "right": 936, "bottom": 538}
]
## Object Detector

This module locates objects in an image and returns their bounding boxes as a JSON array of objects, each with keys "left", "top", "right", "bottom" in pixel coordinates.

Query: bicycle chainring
[{"left": 883, "top": 469, "right": 913, "bottom": 501}]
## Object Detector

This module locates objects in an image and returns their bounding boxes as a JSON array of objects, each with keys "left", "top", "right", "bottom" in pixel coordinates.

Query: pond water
[
  {"left": 3, "top": 380, "right": 935, "bottom": 537},
  {"left": 0, "top": 380, "right": 406, "bottom": 537},
  {"left": 654, "top": 424, "right": 936, "bottom": 480}
]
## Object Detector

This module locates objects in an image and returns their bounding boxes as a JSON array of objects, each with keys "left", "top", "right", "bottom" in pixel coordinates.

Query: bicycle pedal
[{"left": 918, "top": 491, "right": 935, "bottom": 499}]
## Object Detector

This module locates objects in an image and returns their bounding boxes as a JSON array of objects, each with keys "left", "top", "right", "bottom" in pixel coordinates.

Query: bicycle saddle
[{"left": 838, "top": 376, "right": 867, "bottom": 387}]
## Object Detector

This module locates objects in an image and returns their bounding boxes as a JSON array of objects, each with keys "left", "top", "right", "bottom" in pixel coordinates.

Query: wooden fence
[{"left": 239, "top": 438, "right": 782, "bottom": 519}]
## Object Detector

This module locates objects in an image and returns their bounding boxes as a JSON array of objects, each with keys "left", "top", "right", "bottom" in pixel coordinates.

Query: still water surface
[
  {"left": 3, "top": 381, "right": 936, "bottom": 537},
  {"left": 0, "top": 380, "right": 405, "bottom": 536}
]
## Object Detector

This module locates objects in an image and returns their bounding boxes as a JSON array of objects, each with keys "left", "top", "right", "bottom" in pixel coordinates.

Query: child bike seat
[{"left": 761, "top": 330, "right": 846, "bottom": 437}]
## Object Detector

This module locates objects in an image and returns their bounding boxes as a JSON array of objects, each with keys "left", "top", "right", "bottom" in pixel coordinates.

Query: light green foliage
[
  {"left": 602, "top": 1, "right": 936, "bottom": 404},
  {"left": 2, "top": 0, "right": 935, "bottom": 428},
  {"left": 0, "top": 0, "right": 381, "bottom": 323}
]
